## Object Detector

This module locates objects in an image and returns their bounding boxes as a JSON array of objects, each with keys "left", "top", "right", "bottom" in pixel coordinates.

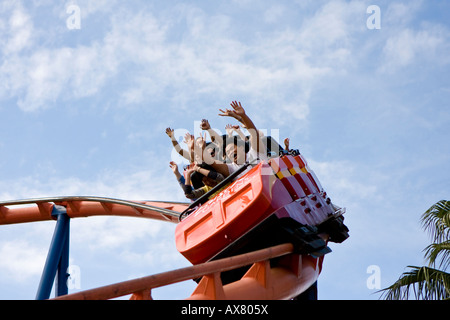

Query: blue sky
[{"left": 0, "top": 0, "right": 449, "bottom": 300}]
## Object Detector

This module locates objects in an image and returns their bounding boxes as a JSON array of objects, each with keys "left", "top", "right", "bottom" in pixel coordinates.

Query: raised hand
[
  {"left": 183, "top": 132, "right": 195, "bottom": 151},
  {"left": 225, "top": 124, "right": 234, "bottom": 136},
  {"left": 219, "top": 109, "right": 243, "bottom": 123},
  {"left": 200, "top": 119, "right": 211, "bottom": 130},
  {"left": 169, "top": 161, "right": 178, "bottom": 173},
  {"left": 284, "top": 138, "right": 290, "bottom": 150},
  {"left": 184, "top": 162, "right": 197, "bottom": 175},
  {"left": 218, "top": 108, "right": 235, "bottom": 118},
  {"left": 195, "top": 132, "right": 207, "bottom": 151},
  {"left": 230, "top": 101, "right": 245, "bottom": 117},
  {"left": 165, "top": 127, "right": 174, "bottom": 138},
  {"left": 219, "top": 101, "right": 246, "bottom": 123}
]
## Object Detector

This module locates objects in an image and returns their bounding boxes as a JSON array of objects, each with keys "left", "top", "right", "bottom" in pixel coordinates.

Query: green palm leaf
[
  {"left": 380, "top": 266, "right": 450, "bottom": 300},
  {"left": 424, "top": 241, "right": 450, "bottom": 269},
  {"left": 421, "top": 200, "right": 450, "bottom": 244},
  {"left": 380, "top": 200, "right": 450, "bottom": 300}
]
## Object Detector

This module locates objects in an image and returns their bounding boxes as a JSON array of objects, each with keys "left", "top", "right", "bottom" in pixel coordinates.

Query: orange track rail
[
  {"left": 52, "top": 243, "right": 322, "bottom": 300},
  {"left": 0, "top": 196, "right": 188, "bottom": 225}
]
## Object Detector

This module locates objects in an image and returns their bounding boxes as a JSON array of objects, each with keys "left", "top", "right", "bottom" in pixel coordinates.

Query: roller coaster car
[{"left": 175, "top": 138, "right": 349, "bottom": 283}]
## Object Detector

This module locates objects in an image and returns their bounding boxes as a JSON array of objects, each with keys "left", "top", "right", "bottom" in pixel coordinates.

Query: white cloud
[
  {"left": 2, "top": 43, "right": 118, "bottom": 112},
  {"left": 377, "top": 0, "right": 450, "bottom": 73},
  {"left": 383, "top": 0, "right": 423, "bottom": 28},
  {"left": 0, "top": 1, "right": 366, "bottom": 121},
  {"left": 4, "top": 5, "right": 34, "bottom": 54},
  {"left": 380, "top": 26, "right": 447, "bottom": 73},
  {"left": 0, "top": 167, "right": 182, "bottom": 203},
  {"left": 0, "top": 240, "right": 46, "bottom": 283},
  {"left": 0, "top": 2, "right": 120, "bottom": 111},
  {"left": 298, "top": 0, "right": 364, "bottom": 50},
  {"left": 71, "top": 216, "right": 164, "bottom": 251},
  {"left": 307, "top": 158, "right": 384, "bottom": 210}
]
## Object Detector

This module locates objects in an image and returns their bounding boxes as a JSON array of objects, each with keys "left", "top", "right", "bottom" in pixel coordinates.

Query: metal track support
[{"left": 35, "top": 205, "right": 70, "bottom": 300}]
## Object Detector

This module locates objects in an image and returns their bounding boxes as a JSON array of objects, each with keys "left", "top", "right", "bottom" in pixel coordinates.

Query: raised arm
[
  {"left": 184, "top": 163, "right": 195, "bottom": 187},
  {"left": 226, "top": 124, "right": 246, "bottom": 141},
  {"left": 201, "top": 119, "right": 224, "bottom": 149},
  {"left": 165, "top": 127, "right": 192, "bottom": 161},
  {"left": 184, "top": 132, "right": 196, "bottom": 163},
  {"left": 169, "top": 161, "right": 182, "bottom": 180},
  {"left": 219, "top": 101, "right": 263, "bottom": 154},
  {"left": 284, "top": 138, "right": 290, "bottom": 151}
]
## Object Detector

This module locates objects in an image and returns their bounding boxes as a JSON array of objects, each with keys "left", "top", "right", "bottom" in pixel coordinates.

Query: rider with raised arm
[{"left": 209, "top": 101, "right": 267, "bottom": 179}]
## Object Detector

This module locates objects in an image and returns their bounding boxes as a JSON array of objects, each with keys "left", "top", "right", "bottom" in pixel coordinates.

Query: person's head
[
  {"left": 205, "top": 142, "right": 217, "bottom": 159},
  {"left": 199, "top": 163, "right": 217, "bottom": 188},
  {"left": 186, "top": 166, "right": 204, "bottom": 189},
  {"left": 225, "top": 136, "right": 249, "bottom": 164},
  {"left": 202, "top": 176, "right": 217, "bottom": 187}
]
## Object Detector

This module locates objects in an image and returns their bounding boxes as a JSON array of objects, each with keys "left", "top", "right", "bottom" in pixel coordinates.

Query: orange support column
[
  {"left": 129, "top": 289, "right": 152, "bottom": 300},
  {"left": 189, "top": 273, "right": 225, "bottom": 300}
]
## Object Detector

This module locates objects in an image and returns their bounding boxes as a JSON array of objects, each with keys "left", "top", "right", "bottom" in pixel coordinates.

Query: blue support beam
[
  {"left": 55, "top": 214, "right": 70, "bottom": 297},
  {"left": 35, "top": 205, "right": 70, "bottom": 300}
]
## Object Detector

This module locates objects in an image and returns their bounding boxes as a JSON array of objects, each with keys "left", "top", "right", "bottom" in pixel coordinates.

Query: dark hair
[
  {"left": 199, "top": 162, "right": 214, "bottom": 171},
  {"left": 190, "top": 163, "right": 217, "bottom": 188},
  {"left": 189, "top": 171, "right": 204, "bottom": 189}
]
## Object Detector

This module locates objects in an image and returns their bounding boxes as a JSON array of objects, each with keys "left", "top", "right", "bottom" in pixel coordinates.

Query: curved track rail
[{"left": 0, "top": 196, "right": 188, "bottom": 225}]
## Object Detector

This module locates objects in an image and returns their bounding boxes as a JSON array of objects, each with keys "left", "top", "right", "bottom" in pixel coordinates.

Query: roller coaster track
[
  {"left": 0, "top": 196, "right": 325, "bottom": 300},
  {"left": 0, "top": 196, "right": 187, "bottom": 225},
  {"left": 52, "top": 242, "right": 321, "bottom": 300}
]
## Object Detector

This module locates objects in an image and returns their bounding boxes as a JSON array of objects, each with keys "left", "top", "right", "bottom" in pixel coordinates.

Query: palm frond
[
  {"left": 421, "top": 200, "right": 450, "bottom": 244},
  {"left": 379, "top": 266, "right": 450, "bottom": 300},
  {"left": 424, "top": 241, "right": 450, "bottom": 270}
]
